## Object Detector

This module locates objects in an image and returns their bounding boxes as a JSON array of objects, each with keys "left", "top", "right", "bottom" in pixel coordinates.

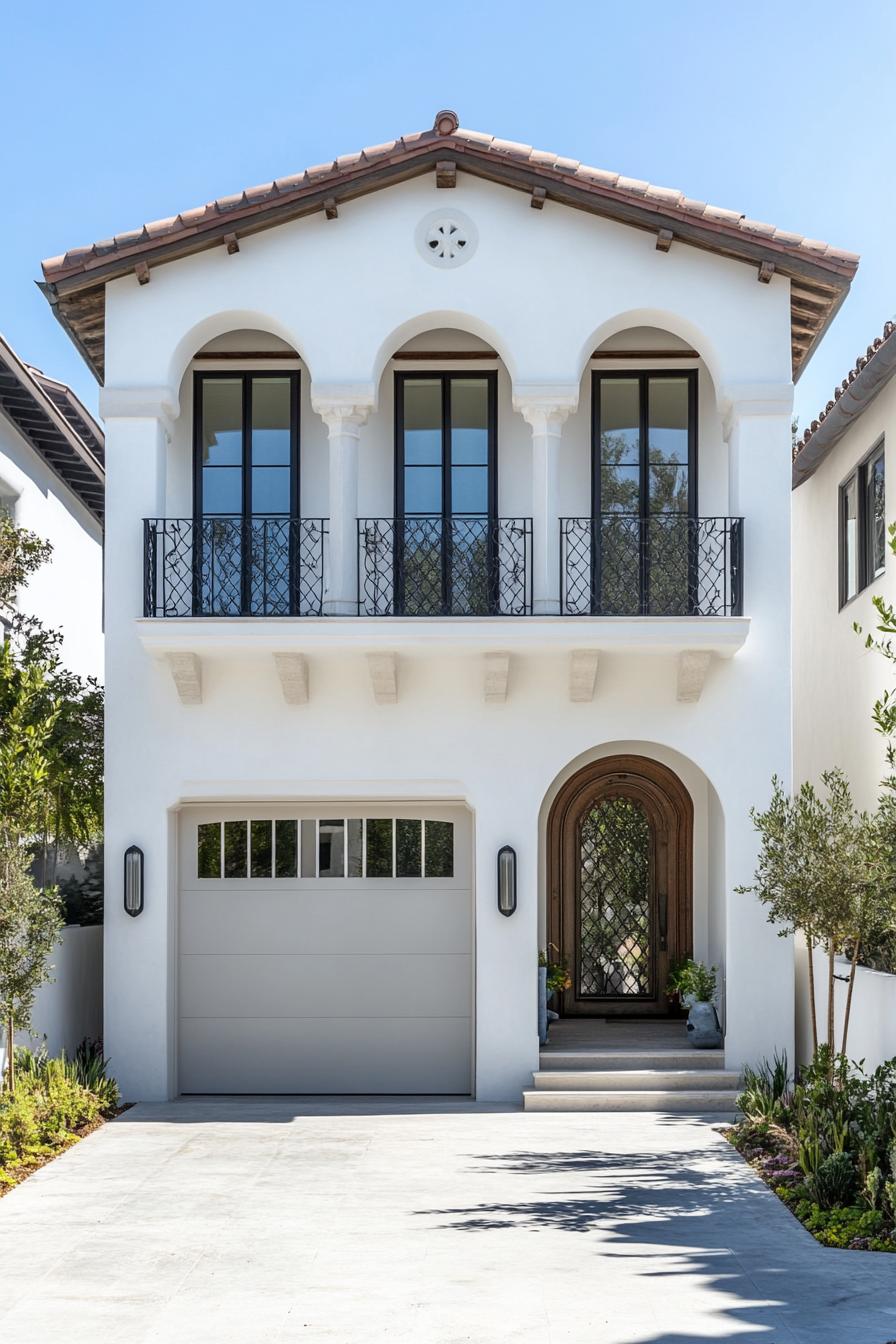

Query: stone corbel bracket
[
  {"left": 367, "top": 652, "right": 397, "bottom": 704},
  {"left": 484, "top": 652, "right": 510, "bottom": 704},
  {"left": 677, "top": 650, "right": 712, "bottom": 703},
  {"left": 167, "top": 652, "right": 202, "bottom": 705},
  {"left": 274, "top": 653, "right": 308, "bottom": 704},
  {"left": 569, "top": 649, "right": 599, "bottom": 702}
]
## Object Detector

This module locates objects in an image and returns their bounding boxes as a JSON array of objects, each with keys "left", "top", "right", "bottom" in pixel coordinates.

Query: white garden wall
[
  {"left": 795, "top": 941, "right": 896, "bottom": 1069},
  {"left": 9, "top": 925, "right": 103, "bottom": 1061}
]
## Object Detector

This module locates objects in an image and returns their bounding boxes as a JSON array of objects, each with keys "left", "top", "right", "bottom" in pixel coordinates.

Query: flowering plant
[{"left": 538, "top": 946, "right": 572, "bottom": 995}]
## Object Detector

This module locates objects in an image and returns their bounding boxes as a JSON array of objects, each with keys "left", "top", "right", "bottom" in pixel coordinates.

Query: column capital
[
  {"left": 720, "top": 382, "right": 793, "bottom": 436},
  {"left": 513, "top": 382, "right": 579, "bottom": 436},
  {"left": 98, "top": 385, "right": 180, "bottom": 441},
  {"left": 311, "top": 382, "right": 377, "bottom": 435}
]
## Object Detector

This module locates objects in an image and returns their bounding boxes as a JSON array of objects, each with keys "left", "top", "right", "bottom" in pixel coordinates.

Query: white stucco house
[
  {"left": 40, "top": 110, "right": 859, "bottom": 1104},
  {"left": 0, "top": 332, "right": 104, "bottom": 678},
  {"left": 793, "top": 320, "right": 895, "bottom": 808}
]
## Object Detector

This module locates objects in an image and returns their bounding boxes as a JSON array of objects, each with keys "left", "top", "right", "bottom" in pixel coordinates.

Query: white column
[
  {"left": 98, "top": 387, "right": 176, "bottom": 1099},
  {"left": 312, "top": 387, "right": 375, "bottom": 617},
  {"left": 720, "top": 387, "right": 795, "bottom": 1072},
  {"left": 514, "top": 385, "right": 578, "bottom": 616}
]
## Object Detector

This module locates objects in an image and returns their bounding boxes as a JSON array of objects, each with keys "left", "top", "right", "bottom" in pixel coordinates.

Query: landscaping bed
[
  {"left": 726, "top": 1049, "right": 896, "bottom": 1252},
  {"left": 0, "top": 1043, "right": 120, "bottom": 1195}
]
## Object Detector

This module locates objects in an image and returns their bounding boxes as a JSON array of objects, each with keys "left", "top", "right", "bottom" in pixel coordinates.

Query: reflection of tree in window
[{"left": 197, "top": 823, "right": 221, "bottom": 878}]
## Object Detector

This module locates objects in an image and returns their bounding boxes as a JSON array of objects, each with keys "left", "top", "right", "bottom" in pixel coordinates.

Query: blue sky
[{"left": 3, "top": 0, "right": 894, "bottom": 429}]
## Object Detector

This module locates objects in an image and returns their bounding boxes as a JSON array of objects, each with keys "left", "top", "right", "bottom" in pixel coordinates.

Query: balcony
[
  {"left": 142, "top": 515, "right": 743, "bottom": 622},
  {"left": 358, "top": 517, "right": 533, "bottom": 617},
  {"left": 560, "top": 516, "right": 743, "bottom": 618},
  {"left": 144, "top": 517, "right": 327, "bottom": 617}
]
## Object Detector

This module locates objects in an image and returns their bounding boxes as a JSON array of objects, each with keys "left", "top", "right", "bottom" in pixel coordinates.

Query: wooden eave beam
[{"left": 41, "top": 141, "right": 856, "bottom": 384}]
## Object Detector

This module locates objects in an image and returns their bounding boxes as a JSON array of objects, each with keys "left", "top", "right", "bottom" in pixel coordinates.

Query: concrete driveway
[{"left": 1, "top": 1100, "right": 894, "bottom": 1344}]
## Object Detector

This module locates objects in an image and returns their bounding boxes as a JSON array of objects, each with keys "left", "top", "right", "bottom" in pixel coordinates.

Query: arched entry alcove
[{"left": 547, "top": 754, "right": 694, "bottom": 1017}]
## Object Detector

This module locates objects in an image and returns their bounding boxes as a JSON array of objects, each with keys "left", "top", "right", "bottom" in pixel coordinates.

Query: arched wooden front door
[{"left": 547, "top": 755, "right": 693, "bottom": 1017}]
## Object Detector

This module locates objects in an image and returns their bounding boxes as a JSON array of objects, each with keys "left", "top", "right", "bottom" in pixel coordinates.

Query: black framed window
[
  {"left": 840, "top": 439, "right": 885, "bottom": 608},
  {"left": 193, "top": 370, "right": 299, "bottom": 614},
  {"left": 593, "top": 371, "right": 696, "bottom": 518},
  {"left": 397, "top": 373, "right": 496, "bottom": 519},
  {"left": 195, "top": 371, "right": 298, "bottom": 520},
  {"left": 394, "top": 372, "right": 497, "bottom": 615},
  {"left": 592, "top": 370, "right": 697, "bottom": 615}
]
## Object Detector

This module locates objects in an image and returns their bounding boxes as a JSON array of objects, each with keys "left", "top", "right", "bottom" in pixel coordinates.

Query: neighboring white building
[
  {"left": 0, "top": 332, "right": 104, "bottom": 679},
  {"left": 41, "top": 111, "right": 858, "bottom": 1103},
  {"left": 793, "top": 321, "right": 896, "bottom": 808}
]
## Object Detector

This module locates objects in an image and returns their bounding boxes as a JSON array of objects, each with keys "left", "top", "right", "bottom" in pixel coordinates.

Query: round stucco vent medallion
[{"left": 416, "top": 209, "right": 478, "bottom": 269}]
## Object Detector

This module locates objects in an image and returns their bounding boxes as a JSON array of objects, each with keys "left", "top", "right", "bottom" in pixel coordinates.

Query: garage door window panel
[
  {"left": 250, "top": 821, "right": 272, "bottom": 878},
  {"left": 274, "top": 820, "right": 298, "bottom": 878},
  {"left": 195, "top": 815, "right": 457, "bottom": 881},
  {"left": 224, "top": 821, "right": 248, "bottom": 878},
  {"left": 197, "top": 823, "right": 222, "bottom": 879}
]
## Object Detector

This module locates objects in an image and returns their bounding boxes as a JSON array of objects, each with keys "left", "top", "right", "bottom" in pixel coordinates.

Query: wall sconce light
[
  {"left": 124, "top": 845, "right": 144, "bottom": 918},
  {"left": 497, "top": 845, "right": 517, "bottom": 917}
]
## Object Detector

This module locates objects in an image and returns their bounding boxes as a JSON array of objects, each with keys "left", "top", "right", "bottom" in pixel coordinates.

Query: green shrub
[
  {"left": 0, "top": 1047, "right": 120, "bottom": 1185},
  {"left": 739, "top": 1052, "right": 792, "bottom": 1122},
  {"left": 808, "top": 1151, "right": 857, "bottom": 1209}
]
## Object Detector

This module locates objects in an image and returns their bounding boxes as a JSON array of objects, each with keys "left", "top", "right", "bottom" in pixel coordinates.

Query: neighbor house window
[{"left": 840, "top": 440, "right": 885, "bottom": 607}]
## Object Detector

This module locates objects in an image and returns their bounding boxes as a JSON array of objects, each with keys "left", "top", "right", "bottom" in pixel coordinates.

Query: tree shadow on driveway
[{"left": 414, "top": 1131, "right": 896, "bottom": 1344}]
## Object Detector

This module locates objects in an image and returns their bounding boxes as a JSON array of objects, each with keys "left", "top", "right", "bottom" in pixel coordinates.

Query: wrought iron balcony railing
[
  {"left": 144, "top": 517, "right": 327, "bottom": 617},
  {"left": 561, "top": 515, "right": 743, "bottom": 617},
  {"left": 358, "top": 516, "right": 533, "bottom": 616}
]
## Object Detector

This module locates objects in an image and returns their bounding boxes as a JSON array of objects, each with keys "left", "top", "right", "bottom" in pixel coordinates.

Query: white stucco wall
[
  {"left": 0, "top": 414, "right": 103, "bottom": 681},
  {"left": 99, "top": 170, "right": 795, "bottom": 1101},
  {"left": 792, "top": 377, "right": 896, "bottom": 807},
  {"left": 0, "top": 925, "right": 104, "bottom": 1068},
  {"left": 796, "top": 943, "right": 896, "bottom": 1069}
]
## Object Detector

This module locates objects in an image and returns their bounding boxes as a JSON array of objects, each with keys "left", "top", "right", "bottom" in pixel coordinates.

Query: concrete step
[
  {"left": 532, "top": 1069, "right": 741, "bottom": 1092},
  {"left": 539, "top": 1049, "right": 724, "bottom": 1072},
  {"left": 523, "top": 1088, "right": 741, "bottom": 1113}
]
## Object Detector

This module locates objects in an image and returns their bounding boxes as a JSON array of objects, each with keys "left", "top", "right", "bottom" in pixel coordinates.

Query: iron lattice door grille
[{"left": 577, "top": 796, "right": 654, "bottom": 999}]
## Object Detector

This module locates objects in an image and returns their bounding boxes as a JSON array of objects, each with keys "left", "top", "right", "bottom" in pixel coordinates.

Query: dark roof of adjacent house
[
  {"left": 39, "top": 110, "right": 858, "bottom": 386},
  {"left": 0, "top": 332, "right": 104, "bottom": 524},
  {"left": 792, "top": 319, "right": 896, "bottom": 487}
]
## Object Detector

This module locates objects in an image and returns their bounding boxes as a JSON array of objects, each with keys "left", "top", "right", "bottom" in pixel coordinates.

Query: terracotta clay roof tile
[
  {"left": 793, "top": 319, "right": 896, "bottom": 461},
  {"left": 39, "top": 109, "right": 859, "bottom": 385}
]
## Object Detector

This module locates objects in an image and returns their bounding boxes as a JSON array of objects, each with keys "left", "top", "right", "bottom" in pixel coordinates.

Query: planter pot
[
  {"left": 686, "top": 1000, "right": 722, "bottom": 1049},
  {"left": 538, "top": 966, "right": 548, "bottom": 1045}
]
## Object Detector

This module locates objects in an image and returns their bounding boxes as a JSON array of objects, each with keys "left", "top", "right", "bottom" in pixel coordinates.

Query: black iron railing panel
[
  {"left": 561, "top": 516, "right": 743, "bottom": 617},
  {"left": 358, "top": 516, "right": 532, "bottom": 616},
  {"left": 144, "top": 517, "right": 327, "bottom": 617}
]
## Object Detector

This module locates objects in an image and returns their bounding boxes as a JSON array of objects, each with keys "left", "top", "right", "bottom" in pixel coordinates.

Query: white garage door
[{"left": 178, "top": 805, "right": 472, "bottom": 1094}]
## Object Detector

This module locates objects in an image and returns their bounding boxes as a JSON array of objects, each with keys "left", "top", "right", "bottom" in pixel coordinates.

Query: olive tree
[
  {"left": 739, "top": 770, "right": 896, "bottom": 1058},
  {"left": 0, "top": 519, "right": 103, "bottom": 1088},
  {"left": 0, "top": 844, "right": 63, "bottom": 1090}
]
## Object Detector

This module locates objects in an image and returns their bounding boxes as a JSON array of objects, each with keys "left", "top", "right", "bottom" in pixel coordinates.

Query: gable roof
[
  {"left": 0, "top": 332, "right": 104, "bottom": 524},
  {"left": 40, "top": 109, "right": 858, "bottom": 385},
  {"left": 792, "top": 319, "right": 896, "bottom": 486}
]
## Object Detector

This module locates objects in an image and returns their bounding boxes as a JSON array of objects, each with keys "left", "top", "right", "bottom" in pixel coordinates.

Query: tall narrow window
[
  {"left": 194, "top": 371, "right": 299, "bottom": 615},
  {"left": 866, "top": 446, "right": 886, "bottom": 581},
  {"left": 593, "top": 371, "right": 696, "bottom": 615},
  {"left": 842, "top": 474, "right": 859, "bottom": 604},
  {"left": 396, "top": 373, "right": 496, "bottom": 615},
  {"left": 840, "top": 440, "right": 886, "bottom": 607}
]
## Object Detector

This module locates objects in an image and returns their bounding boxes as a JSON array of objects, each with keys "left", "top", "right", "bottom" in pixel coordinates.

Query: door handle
[{"left": 658, "top": 892, "right": 668, "bottom": 952}]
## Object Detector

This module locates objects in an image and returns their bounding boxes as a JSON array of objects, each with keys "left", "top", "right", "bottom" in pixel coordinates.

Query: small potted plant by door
[
  {"left": 677, "top": 959, "right": 722, "bottom": 1048},
  {"left": 538, "top": 948, "right": 572, "bottom": 1044},
  {"left": 663, "top": 957, "right": 691, "bottom": 1017}
]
